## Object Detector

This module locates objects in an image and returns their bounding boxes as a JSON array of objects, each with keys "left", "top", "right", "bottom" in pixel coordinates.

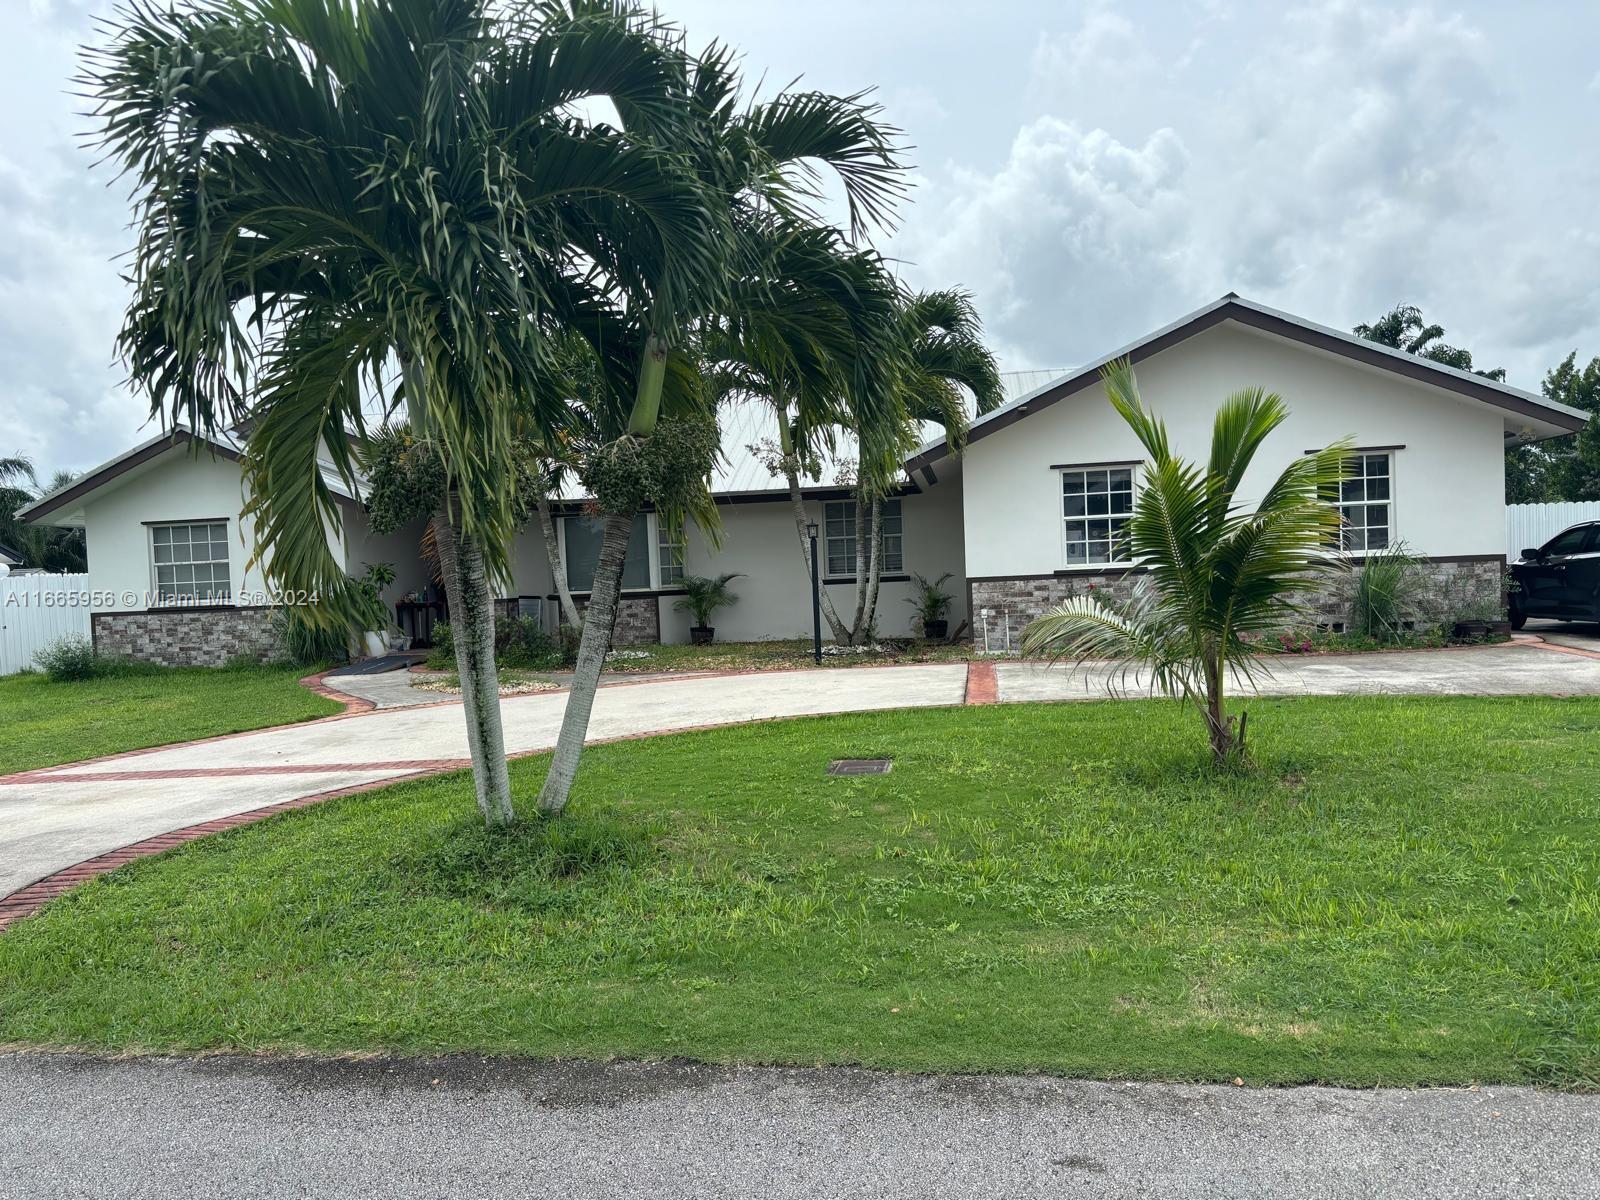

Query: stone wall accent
[
  {"left": 1290, "top": 556, "right": 1506, "bottom": 632},
  {"left": 563, "top": 595, "right": 661, "bottom": 645},
  {"left": 970, "top": 571, "right": 1140, "bottom": 652},
  {"left": 92, "top": 607, "right": 277, "bottom": 668},
  {"left": 970, "top": 555, "right": 1506, "bottom": 651}
]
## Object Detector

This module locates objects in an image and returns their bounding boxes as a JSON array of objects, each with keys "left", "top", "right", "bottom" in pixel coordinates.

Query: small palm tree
[
  {"left": 1021, "top": 361, "right": 1350, "bottom": 767},
  {"left": 673, "top": 573, "right": 742, "bottom": 637}
]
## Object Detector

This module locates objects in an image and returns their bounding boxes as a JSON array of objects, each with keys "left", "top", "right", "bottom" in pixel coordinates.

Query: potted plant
[
  {"left": 1449, "top": 595, "right": 1511, "bottom": 641},
  {"left": 674, "top": 573, "right": 742, "bottom": 644},
  {"left": 907, "top": 571, "right": 955, "bottom": 639},
  {"left": 354, "top": 561, "right": 398, "bottom": 656}
]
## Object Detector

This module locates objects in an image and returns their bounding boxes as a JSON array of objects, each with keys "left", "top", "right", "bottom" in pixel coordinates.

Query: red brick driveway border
[{"left": 3, "top": 640, "right": 1594, "bottom": 933}]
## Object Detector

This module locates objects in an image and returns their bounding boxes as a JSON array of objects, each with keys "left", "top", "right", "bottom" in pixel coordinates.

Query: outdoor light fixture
[{"left": 806, "top": 521, "right": 822, "bottom": 664}]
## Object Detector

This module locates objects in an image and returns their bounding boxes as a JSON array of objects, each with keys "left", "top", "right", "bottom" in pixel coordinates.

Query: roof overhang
[
  {"left": 904, "top": 294, "right": 1589, "bottom": 473},
  {"left": 19, "top": 427, "right": 362, "bottom": 528}
]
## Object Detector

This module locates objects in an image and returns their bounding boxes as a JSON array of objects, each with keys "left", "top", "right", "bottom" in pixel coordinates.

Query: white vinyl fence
[
  {"left": 0, "top": 573, "right": 91, "bottom": 675},
  {"left": 1506, "top": 502, "right": 1600, "bottom": 561}
]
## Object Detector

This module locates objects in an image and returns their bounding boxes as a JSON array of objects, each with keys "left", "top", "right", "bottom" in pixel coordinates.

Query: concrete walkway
[
  {"left": 2, "top": 1054, "right": 1595, "bottom": 1199},
  {"left": 3, "top": 641, "right": 1599, "bottom": 904},
  {"left": 0, "top": 664, "right": 968, "bottom": 898}
]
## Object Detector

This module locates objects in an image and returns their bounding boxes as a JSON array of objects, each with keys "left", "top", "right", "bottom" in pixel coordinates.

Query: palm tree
[
  {"left": 532, "top": 34, "right": 908, "bottom": 814},
  {"left": 1020, "top": 361, "right": 1350, "bottom": 768},
  {"left": 90, "top": 0, "right": 717, "bottom": 828},
  {"left": 848, "top": 288, "right": 1003, "bottom": 640},
  {"left": 702, "top": 218, "right": 908, "bottom": 646},
  {"left": 1, "top": 456, "right": 86, "bottom": 573}
]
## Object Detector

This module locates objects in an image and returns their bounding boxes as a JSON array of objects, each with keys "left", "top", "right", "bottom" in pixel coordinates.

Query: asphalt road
[{"left": 2, "top": 1054, "right": 1595, "bottom": 1199}]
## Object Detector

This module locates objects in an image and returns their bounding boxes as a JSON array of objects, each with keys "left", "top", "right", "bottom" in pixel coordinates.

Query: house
[{"left": 20, "top": 295, "right": 1586, "bottom": 667}]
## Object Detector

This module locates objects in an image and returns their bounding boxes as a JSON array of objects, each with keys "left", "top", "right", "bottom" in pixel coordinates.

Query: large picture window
[
  {"left": 563, "top": 513, "right": 651, "bottom": 592},
  {"left": 1060, "top": 466, "right": 1135, "bottom": 566},
  {"left": 1337, "top": 452, "right": 1392, "bottom": 552},
  {"left": 151, "top": 521, "right": 231, "bottom": 604},
  {"left": 824, "top": 499, "right": 903, "bottom": 578}
]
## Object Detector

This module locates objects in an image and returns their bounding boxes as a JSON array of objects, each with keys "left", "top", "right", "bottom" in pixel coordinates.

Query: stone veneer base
[
  {"left": 91, "top": 607, "right": 277, "bottom": 668},
  {"left": 969, "top": 556, "right": 1507, "bottom": 650}
]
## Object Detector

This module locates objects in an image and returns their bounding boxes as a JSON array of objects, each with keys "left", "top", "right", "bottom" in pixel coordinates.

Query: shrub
[
  {"left": 33, "top": 635, "right": 103, "bottom": 682},
  {"left": 269, "top": 605, "right": 349, "bottom": 668},
  {"left": 426, "top": 616, "right": 566, "bottom": 671},
  {"left": 1336, "top": 544, "right": 1425, "bottom": 642},
  {"left": 426, "top": 620, "right": 456, "bottom": 669},
  {"left": 497, "top": 616, "right": 563, "bottom": 671}
]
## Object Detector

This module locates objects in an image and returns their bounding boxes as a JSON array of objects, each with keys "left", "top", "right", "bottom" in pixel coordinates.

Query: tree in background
[
  {"left": 1350, "top": 305, "right": 1554, "bottom": 500},
  {"left": 1540, "top": 352, "right": 1600, "bottom": 501},
  {"left": 0, "top": 455, "right": 86, "bottom": 572}
]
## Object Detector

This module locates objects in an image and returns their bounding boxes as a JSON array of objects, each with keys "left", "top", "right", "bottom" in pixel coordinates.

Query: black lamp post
[{"left": 806, "top": 520, "right": 822, "bottom": 664}]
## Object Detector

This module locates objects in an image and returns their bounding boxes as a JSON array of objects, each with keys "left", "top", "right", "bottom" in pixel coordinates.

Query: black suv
[{"left": 1510, "top": 521, "right": 1600, "bottom": 629}]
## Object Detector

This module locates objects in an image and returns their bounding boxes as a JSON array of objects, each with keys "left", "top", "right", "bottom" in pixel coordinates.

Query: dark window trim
[
  {"left": 1049, "top": 459, "right": 1142, "bottom": 471},
  {"left": 820, "top": 574, "right": 911, "bottom": 586},
  {"left": 1304, "top": 444, "right": 1406, "bottom": 456},
  {"left": 141, "top": 516, "right": 233, "bottom": 527}
]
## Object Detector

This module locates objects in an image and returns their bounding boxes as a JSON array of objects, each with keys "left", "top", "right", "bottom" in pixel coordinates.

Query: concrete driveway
[
  {"left": 3, "top": 640, "right": 1599, "bottom": 904},
  {"left": 0, "top": 664, "right": 968, "bottom": 898},
  {"left": 1524, "top": 616, "right": 1600, "bottom": 653},
  {"left": 3, "top": 1054, "right": 1595, "bottom": 1200}
]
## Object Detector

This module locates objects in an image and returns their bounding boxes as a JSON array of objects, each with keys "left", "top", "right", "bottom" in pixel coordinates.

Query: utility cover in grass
[{"left": 827, "top": 758, "right": 892, "bottom": 775}]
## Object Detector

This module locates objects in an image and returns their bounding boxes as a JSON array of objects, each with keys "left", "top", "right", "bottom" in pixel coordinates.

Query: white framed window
[
  {"left": 1060, "top": 465, "right": 1136, "bottom": 567},
  {"left": 824, "top": 498, "right": 903, "bottom": 578},
  {"left": 1337, "top": 452, "right": 1392, "bottom": 552},
  {"left": 656, "top": 518, "right": 685, "bottom": 585},
  {"left": 150, "top": 521, "right": 232, "bottom": 604}
]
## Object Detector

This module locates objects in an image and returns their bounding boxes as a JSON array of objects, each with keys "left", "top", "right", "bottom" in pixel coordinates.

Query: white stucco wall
[
  {"left": 961, "top": 322, "right": 1508, "bottom": 579},
  {"left": 340, "top": 516, "right": 432, "bottom": 609},
  {"left": 664, "top": 480, "right": 969, "bottom": 643},
  {"left": 81, "top": 449, "right": 275, "bottom": 612},
  {"left": 498, "top": 481, "right": 968, "bottom": 643}
]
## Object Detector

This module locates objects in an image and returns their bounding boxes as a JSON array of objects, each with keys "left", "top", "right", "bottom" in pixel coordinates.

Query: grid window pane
[
  {"left": 1061, "top": 467, "right": 1135, "bottom": 566},
  {"left": 823, "top": 499, "right": 904, "bottom": 577},
  {"left": 824, "top": 501, "right": 855, "bottom": 578},
  {"left": 1335, "top": 453, "right": 1392, "bottom": 553},
  {"left": 657, "top": 520, "right": 685, "bottom": 585},
  {"left": 151, "top": 521, "right": 231, "bottom": 603}
]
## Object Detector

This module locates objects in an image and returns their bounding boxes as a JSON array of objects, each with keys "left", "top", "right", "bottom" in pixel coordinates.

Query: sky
[{"left": 4, "top": 0, "right": 1599, "bottom": 474}]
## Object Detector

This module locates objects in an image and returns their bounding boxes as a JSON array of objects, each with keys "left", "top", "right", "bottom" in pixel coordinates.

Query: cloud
[
  {"left": 892, "top": 1, "right": 1594, "bottom": 387},
  {"left": 895, "top": 119, "right": 1194, "bottom": 369}
]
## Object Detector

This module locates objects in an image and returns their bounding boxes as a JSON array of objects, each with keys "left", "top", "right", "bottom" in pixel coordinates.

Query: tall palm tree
[
  {"left": 89, "top": 0, "right": 718, "bottom": 828},
  {"left": 1020, "top": 361, "right": 1350, "bottom": 768},
  {"left": 848, "top": 288, "right": 1003, "bottom": 641},
  {"left": 702, "top": 218, "right": 907, "bottom": 646},
  {"left": 532, "top": 33, "right": 909, "bottom": 814}
]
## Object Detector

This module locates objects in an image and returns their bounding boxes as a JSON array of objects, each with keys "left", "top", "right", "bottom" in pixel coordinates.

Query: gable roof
[
  {"left": 18, "top": 427, "right": 363, "bottom": 527},
  {"left": 905, "top": 294, "right": 1589, "bottom": 473}
]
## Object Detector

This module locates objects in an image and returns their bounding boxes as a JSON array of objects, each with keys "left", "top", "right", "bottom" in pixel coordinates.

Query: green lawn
[
  {"left": 2, "top": 696, "right": 1597, "bottom": 1086},
  {"left": 0, "top": 665, "right": 344, "bottom": 776}
]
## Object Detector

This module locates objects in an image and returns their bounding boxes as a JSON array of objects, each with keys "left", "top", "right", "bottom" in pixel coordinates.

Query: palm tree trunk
[
  {"left": 536, "top": 509, "right": 632, "bottom": 815},
  {"left": 536, "top": 494, "right": 583, "bottom": 631},
  {"left": 859, "top": 494, "right": 884, "bottom": 641},
  {"left": 1203, "top": 650, "right": 1238, "bottom": 768},
  {"left": 783, "top": 466, "right": 852, "bottom": 645},
  {"left": 847, "top": 487, "right": 870, "bottom": 645},
  {"left": 432, "top": 511, "right": 514, "bottom": 828}
]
